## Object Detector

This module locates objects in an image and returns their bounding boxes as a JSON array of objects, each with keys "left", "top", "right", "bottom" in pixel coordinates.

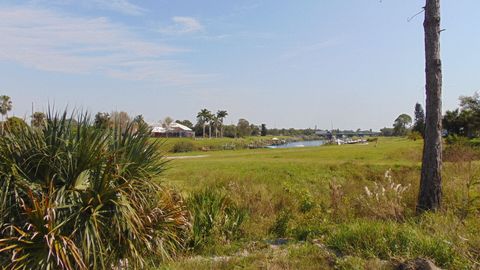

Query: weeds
[
  {"left": 187, "top": 188, "right": 247, "bottom": 251},
  {"left": 356, "top": 169, "right": 411, "bottom": 221},
  {"left": 325, "top": 220, "right": 467, "bottom": 269},
  {"left": 269, "top": 210, "right": 291, "bottom": 238}
]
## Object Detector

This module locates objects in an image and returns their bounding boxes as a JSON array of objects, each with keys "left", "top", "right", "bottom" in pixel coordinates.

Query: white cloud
[
  {"left": 0, "top": 6, "right": 208, "bottom": 84},
  {"left": 159, "top": 16, "right": 204, "bottom": 34}
]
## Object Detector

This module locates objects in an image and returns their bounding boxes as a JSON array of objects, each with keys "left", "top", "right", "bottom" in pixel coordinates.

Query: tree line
[
  {"left": 380, "top": 102, "right": 426, "bottom": 138},
  {"left": 380, "top": 92, "right": 480, "bottom": 140},
  {"left": 443, "top": 92, "right": 480, "bottom": 138}
]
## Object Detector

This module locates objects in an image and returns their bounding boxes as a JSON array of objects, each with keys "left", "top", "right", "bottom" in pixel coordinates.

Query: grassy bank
[
  {"left": 154, "top": 136, "right": 297, "bottom": 153},
  {"left": 156, "top": 137, "right": 480, "bottom": 269}
]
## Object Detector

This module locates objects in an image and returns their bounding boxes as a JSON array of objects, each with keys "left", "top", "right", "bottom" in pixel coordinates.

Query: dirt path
[{"left": 166, "top": 155, "right": 210, "bottom": 160}]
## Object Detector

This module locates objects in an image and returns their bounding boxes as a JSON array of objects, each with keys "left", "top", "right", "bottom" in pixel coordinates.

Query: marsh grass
[{"left": 160, "top": 138, "right": 480, "bottom": 269}]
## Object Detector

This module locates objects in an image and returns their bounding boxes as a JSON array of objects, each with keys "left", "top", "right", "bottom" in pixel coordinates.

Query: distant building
[{"left": 151, "top": 122, "right": 195, "bottom": 138}]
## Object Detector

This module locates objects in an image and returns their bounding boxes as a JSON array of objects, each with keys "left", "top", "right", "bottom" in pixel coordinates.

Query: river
[{"left": 266, "top": 140, "right": 324, "bottom": 149}]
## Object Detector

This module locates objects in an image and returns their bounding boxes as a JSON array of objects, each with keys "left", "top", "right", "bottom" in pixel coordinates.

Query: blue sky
[{"left": 2, "top": 0, "right": 480, "bottom": 130}]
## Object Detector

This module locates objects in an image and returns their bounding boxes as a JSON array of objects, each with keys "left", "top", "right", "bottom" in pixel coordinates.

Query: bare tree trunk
[{"left": 417, "top": 0, "right": 443, "bottom": 213}]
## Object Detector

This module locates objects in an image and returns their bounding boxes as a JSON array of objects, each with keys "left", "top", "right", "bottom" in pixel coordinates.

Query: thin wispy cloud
[
  {"left": 90, "top": 0, "right": 146, "bottom": 16},
  {"left": 279, "top": 39, "right": 340, "bottom": 61},
  {"left": 0, "top": 6, "right": 210, "bottom": 84},
  {"left": 159, "top": 16, "right": 204, "bottom": 34},
  {"left": 28, "top": 0, "right": 146, "bottom": 16}
]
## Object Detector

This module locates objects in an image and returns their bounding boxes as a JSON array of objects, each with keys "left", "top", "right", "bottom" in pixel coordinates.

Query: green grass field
[
  {"left": 163, "top": 137, "right": 422, "bottom": 195},
  {"left": 157, "top": 137, "right": 480, "bottom": 269}
]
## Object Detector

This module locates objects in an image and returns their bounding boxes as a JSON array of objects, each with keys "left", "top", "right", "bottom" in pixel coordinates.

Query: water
[{"left": 267, "top": 140, "right": 324, "bottom": 149}]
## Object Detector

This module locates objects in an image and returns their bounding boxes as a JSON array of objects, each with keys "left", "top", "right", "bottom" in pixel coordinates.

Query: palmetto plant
[{"left": 0, "top": 111, "right": 191, "bottom": 269}]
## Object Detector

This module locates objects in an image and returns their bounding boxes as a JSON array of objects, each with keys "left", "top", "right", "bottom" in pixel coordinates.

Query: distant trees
[
  {"left": 223, "top": 124, "right": 237, "bottom": 138},
  {"left": 261, "top": 124, "right": 267, "bottom": 136},
  {"left": 195, "top": 109, "right": 228, "bottom": 138},
  {"left": 94, "top": 112, "right": 110, "bottom": 129},
  {"left": 237, "top": 119, "right": 251, "bottom": 138},
  {"left": 31, "top": 111, "right": 46, "bottom": 128},
  {"left": 110, "top": 111, "right": 130, "bottom": 131},
  {"left": 250, "top": 124, "right": 260, "bottom": 136},
  {"left": 133, "top": 114, "right": 147, "bottom": 130},
  {"left": 443, "top": 109, "right": 472, "bottom": 137},
  {"left": 380, "top": 127, "right": 394, "bottom": 137},
  {"left": 412, "top": 103, "right": 426, "bottom": 137},
  {"left": 0, "top": 95, "right": 12, "bottom": 134},
  {"left": 176, "top": 119, "right": 194, "bottom": 129},
  {"left": 212, "top": 115, "right": 220, "bottom": 138},
  {"left": 197, "top": 109, "right": 211, "bottom": 138},
  {"left": 162, "top": 116, "right": 174, "bottom": 128},
  {"left": 133, "top": 114, "right": 145, "bottom": 125},
  {"left": 442, "top": 92, "right": 480, "bottom": 138},
  {"left": 393, "top": 114, "right": 412, "bottom": 136},
  {"left": 216, "top": 110, "right": 228, "bottom": 137}
]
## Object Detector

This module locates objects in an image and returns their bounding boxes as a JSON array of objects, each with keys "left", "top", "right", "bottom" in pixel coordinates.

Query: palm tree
[
  {"left": 212, "top": 115, "right": 219, "bottom": 138},
  {"left": 0, "top": 111, "right": 190, "bottom": 269},
  {"left": 206, "top": 112, "right": 213, "bottom": 138},
  {"left": 216, "top": 110, "right": 228, "bottom": 138},
  {"left": 0, "top": 95, "right": 12, "bottom": 134},
  {"left": 197, "top": 109, "right": 211, "bottom": 138}
]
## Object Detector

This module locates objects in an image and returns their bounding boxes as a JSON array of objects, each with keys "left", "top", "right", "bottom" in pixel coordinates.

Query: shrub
[
  {"left": 187, "top": 188, "right": 247, "bottom": 251},
  {"left": 445, "top": 134, "right": 469, "bottom": 145},
  {"left": 407, "top": 131, "right": 422, "bottom": 141},
  {"left": 0, "top": 111, "right": 190, "bottom": 269},
  {"left": 172, "top": 140, "right": 195, "bottom": 153}
]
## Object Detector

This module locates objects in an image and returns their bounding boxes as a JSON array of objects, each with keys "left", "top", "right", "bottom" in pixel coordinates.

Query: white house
[{"left": 151, "top": 122, "right": 194, "bottom": 138}]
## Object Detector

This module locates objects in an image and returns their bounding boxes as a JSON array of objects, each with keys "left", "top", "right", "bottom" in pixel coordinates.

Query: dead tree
[{"left": 417, "top": 0, "right": 443, "bottom": 212}]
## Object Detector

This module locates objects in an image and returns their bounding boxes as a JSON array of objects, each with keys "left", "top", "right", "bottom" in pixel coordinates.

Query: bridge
[{"left": 315, "top": 130, "right": 379, "bottom": 137}]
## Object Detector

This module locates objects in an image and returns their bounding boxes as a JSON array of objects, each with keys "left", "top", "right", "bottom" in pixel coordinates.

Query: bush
[
  {"left": 0, "top": 111, "right": 190, "bottom": 269},
  {"left": 187, "top": 188, "right": 247, "bottom": 251},
  {"left": 407, "top": 131, "right": 422, "bottom": 141},
  {"left": 172, "top": 140, "right": 195, "bottom": 153},
  {"left": 445, "top": 134, "right": 469, "bottom": 145}
]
